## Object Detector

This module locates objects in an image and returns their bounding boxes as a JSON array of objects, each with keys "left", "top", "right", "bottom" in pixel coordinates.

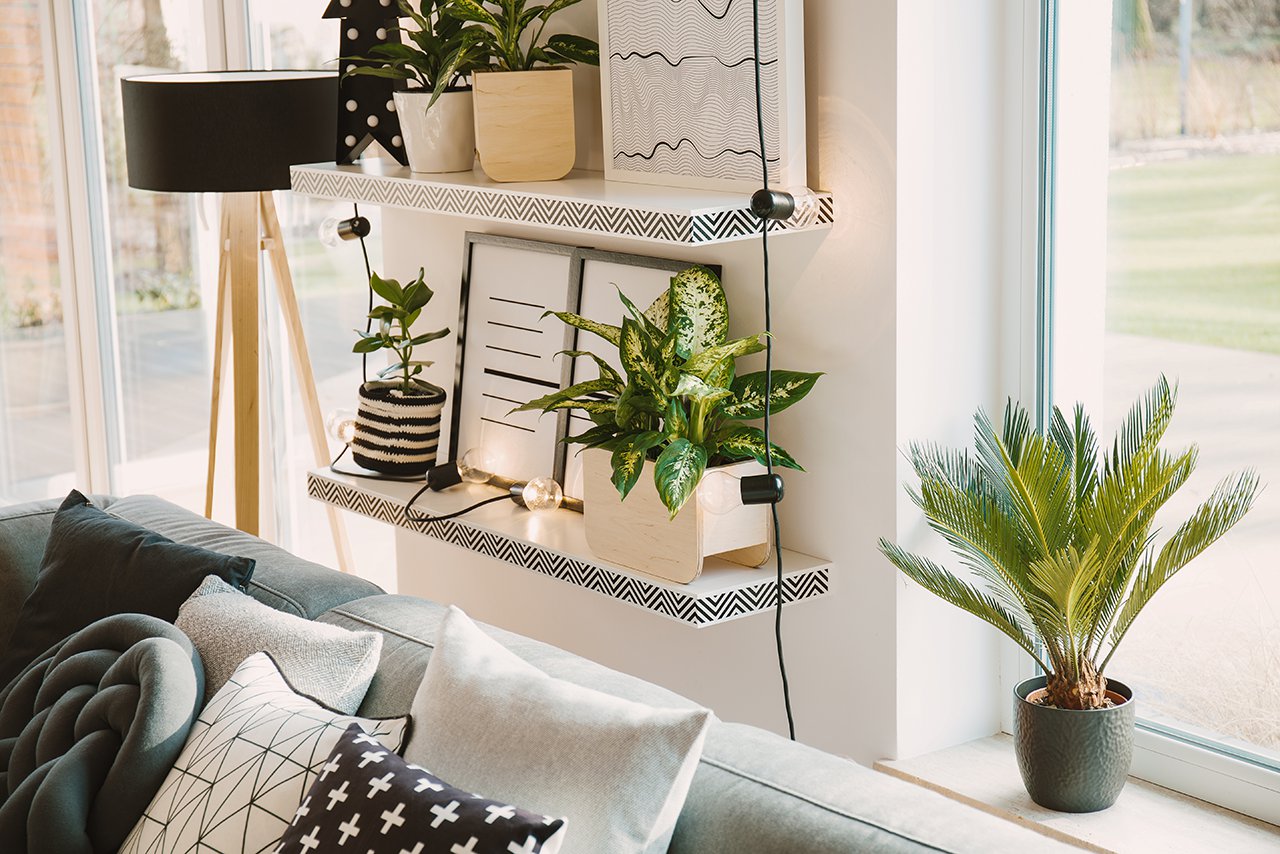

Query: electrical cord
[
  {"left": 404, "top": 487, "right": 514, "bottom": 523},
  {"left": 353, "top": 202, "right": 375, "bottom": 384},
  {"left": 751, "top": 0, "right": 796, "bottom": 742}
]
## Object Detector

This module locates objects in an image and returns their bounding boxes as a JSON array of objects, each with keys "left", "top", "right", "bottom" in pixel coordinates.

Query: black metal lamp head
[{"left": 121, "top": 70, "right": 338, "bottom": 193}]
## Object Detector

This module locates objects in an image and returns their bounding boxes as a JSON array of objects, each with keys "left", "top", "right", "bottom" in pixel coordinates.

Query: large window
[{"left": 1048, "top": 0, "right": 1280, "bottom": 815}]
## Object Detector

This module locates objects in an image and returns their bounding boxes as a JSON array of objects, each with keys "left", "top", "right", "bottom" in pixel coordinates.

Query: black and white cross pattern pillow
[{"left": 275, "top": 724, "right": 567, "bottom": 854}]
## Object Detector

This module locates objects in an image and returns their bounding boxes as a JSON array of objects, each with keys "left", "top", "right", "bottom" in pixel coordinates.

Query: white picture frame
[{"left": 597, "top": 0, "right": 807, "bottom": 193}]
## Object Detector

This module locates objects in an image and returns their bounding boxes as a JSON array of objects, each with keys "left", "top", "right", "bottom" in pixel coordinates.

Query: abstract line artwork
[{"left": 599, "top": 0, "right": 806, "bottom": 192}]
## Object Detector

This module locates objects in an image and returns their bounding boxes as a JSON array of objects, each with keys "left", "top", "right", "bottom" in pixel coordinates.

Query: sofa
[{"left": 0, "top": 493, "right": 1073, "bottom": 853}]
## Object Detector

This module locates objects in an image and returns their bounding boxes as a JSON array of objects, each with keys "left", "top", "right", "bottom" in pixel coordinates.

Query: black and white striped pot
[{"left": 351, "top": 381, "right": 446, "bottom": 476}]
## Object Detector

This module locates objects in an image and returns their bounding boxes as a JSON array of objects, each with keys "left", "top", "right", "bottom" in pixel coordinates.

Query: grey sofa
[{"left": 0, "top": 494, "right": 1072, "bottom": 853}]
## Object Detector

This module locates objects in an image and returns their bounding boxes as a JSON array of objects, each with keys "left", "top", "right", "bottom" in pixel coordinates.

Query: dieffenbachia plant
[
  {"left": 879, "top": 377, "right": 1259, "bottom": 710},
  {"left": 515, "top": 265, "right": 821, "bottom": 517}
]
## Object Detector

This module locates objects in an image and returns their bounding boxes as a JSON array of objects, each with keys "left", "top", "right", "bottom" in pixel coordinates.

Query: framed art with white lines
[
  {"left": 560, "top": 249, "right": 716, "bottom": 499},
  {"left": 597, "top": 0, "right": 807, "bottom": 193},
  {"left": 451, "top": 234, "right": 581, "bottom": 485}
]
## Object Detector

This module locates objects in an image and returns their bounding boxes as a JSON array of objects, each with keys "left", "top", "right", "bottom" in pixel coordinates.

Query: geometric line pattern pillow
[
  {"left": 275, "top": 724, "right": 567, "bottom": 854},
  {"left": 119, "top": 651, "right": 409, "bottom": 854}
]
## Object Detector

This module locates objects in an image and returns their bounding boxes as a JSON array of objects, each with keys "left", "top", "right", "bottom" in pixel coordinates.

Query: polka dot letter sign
[{"left": 323, "top": 0, "right": 409, "bottom": 165}]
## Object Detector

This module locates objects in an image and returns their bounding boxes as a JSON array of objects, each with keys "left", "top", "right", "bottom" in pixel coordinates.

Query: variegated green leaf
[
  {"left": 444, "top": 0, "right": 502, "bottom": 28},
  {"left": 717, "top": 425, "right": 804, "bottom": 471},
  {"left": 705, "top": 354, "right": 736, "bottom": 391},
  {"left": 543, "top": 310, "right": 621, "bottom": 347},
  {"left": 644, "top": 287, "right": 672, "bottom": 334},
  {"left": 616, "top": 287, "right": 666, "bottom": 339},
  {"left": 564, "top": 422, "right": 620, "bottom": 447},
  {"left": 540, "top": 398, "right": 616, "bottom": 416},
  {"left": 609, "top": 430, "right": 665, "bottom": 501},
  {"left": 664, "top": 397, "right": 689, "bottom": 441},
  {"left": 723, "top": 370, "right": 823, "bottom": 419},
  {"left": 654, "top": 438, "right": 709, "bottom": 517},
  {"left": 682, "top": 335, "right": 765, "bottom": 379},
  {"left": 556, "top": 349, "right": 623, "bottom": 389},
  {"left": 670, "top": 265, "right": 728, "bottom": 358},
  {"left": 619, "top": 318, "right": 664, "bottom": 392},
  {"left": 672, "top": 373, "right": 733, "bottom": 405},
  {"left": 616, "top": 384, "right": 661, "bottom": 428},
  {"left": 509, "top": 377, "right": 616, "bottom": 413}
]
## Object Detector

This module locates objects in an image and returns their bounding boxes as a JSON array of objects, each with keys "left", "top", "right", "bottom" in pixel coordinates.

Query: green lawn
[{"left": 1106, "top": 153, "right": 1280, "bottom": 354}]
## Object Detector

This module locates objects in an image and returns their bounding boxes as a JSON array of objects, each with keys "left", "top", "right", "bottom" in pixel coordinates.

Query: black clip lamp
[{"left": 121, "top": 70, "right": 353, "bottom": 570}]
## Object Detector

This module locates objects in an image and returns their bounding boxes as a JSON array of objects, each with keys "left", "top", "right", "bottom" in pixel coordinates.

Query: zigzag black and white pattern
[
  {"left": 307, "top": 473, "right": 829, "bottom": 627},
  {"left": 290, "top": 166, "right": 832, "bottom": 244}
]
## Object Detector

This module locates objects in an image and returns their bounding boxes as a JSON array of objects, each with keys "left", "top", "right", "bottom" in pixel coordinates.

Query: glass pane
[
  {"left": 0, "top": 1, "right": 78, "bottom": 502},
  {"left": 80, "top": 0, "right": 216, "bottom": 509},
  {"left": 1064, "top": 2, "right": 1280, "bottom": 763}
]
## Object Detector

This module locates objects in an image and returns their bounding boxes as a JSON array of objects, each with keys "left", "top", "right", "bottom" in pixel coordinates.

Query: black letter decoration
[{"left": 324, "top": 0, "right": 409, "bottom": 165}]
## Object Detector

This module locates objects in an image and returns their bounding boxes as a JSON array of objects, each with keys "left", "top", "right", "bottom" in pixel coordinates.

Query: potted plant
[
  {"left": 345, "top": 1, "right": 492, "bottom": 173},
  {"left": 878, "top": 377, "right": 1258, "bottom": 812},
  {"left": 444, "top": 0, "right": 599, "bottom": 182},
  {"left": 350, "top": 269, "right": 452, "bottom": 475},
  {"left": 515, "top": 265, "right": 821, "bottom": 582}
]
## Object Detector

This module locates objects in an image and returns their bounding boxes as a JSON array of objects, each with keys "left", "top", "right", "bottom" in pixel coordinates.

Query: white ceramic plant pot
[
  {"left": 393, "top": 89, "right": 476, "bottom": 174},
  {"left": 581, "top": 448, "right": 772, "bottom": 584}
]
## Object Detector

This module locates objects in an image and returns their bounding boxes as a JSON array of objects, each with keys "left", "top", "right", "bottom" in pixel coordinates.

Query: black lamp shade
[{"left": 122, "top": 71, "right": 338, "bottom": 193}]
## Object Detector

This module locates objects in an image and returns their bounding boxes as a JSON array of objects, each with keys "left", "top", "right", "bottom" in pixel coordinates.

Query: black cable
[
  {"left": 354, "top": 202, "right": 374, "bottom": 383},
  {"left": 404, "top": 489, "right": 514, "bottom": 523},
  {"left": 751, "top": 0, "right": 795, "bottom": 742}
]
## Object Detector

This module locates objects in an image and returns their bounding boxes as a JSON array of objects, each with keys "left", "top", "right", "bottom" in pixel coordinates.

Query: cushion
[
  {"left": 277, "top": 723, "right": 567, "bottom": 854},
  {"left": 404, "top": 607, "right": 711, "bottom": 854},
  {"left": 0, "top": 490, "right": 255, "bottom": 689},
  {"left": 178, "top": 576, "right": 382, "bottom": 713},
  {"left": 0, "top": 613, "right": 202, "bottom": 853},
  {"left": 120, "top": 651, "right": 409, "bottom": 854}
]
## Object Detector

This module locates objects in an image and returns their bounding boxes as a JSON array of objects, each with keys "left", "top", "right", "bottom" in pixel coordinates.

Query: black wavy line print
[
  {"left": 610, "top": 51, "right": 778, "bottom": 69},
  {"left": 668, "top": 0, "right": 736, "bottom": 20},
  {"left": 617, "top": 138, "right": 780, "bottom": 164}
]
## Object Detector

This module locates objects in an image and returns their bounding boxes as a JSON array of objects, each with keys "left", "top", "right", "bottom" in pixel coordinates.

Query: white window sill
[{"left": 874, "top": 734, "right": 1280, "bottom": 853}]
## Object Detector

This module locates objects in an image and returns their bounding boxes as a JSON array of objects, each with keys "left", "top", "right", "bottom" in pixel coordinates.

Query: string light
[
  {"left": 698, "top": 470, "right": 785, "bottom": 515},
  {"left": 515, "top": 476, "right": 564, "bottom": 512},
  {"left": 325, "top": 409, "right": 358, "bottom": 445}
]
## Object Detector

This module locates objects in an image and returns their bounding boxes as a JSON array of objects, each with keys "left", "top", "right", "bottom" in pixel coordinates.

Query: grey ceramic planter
[{"left": 1014, "top": 675, "right": 1136, "bottom": 812}]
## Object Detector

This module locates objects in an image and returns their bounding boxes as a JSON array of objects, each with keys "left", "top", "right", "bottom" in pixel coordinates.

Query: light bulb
[
  {"left": 457, "top": 447, "right": 496, "bottom": 484},
  {"left": 697, "top": 471, "right": 786, "bottom": 515},
  {"left": 325, "top": 409, "right": 358, "bottom": 445},
  {"left": 520, "top": 476, "right": 564, "bottom": 512},
  {"left": 318, "top": 215, "right": 372, "bottom": 247}
]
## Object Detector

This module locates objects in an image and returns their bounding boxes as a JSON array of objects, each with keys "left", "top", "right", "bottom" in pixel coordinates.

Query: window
[{"left": 1044, "top": 0, "right": 1280, "bottom": 819}]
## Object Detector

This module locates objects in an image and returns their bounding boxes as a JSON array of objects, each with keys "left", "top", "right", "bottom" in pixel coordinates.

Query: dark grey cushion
[
  {"left": 0, "top": 613, "right": 203, "bottom": 854},
  {"left": 106, "top": 495, "right": 383, "bottom": 619},
  {"left": 0, "top": 491, "right": 254, "bottom": 688},
  {"left": 319, "top": 595, "right": 1076, "bottom": 853}
]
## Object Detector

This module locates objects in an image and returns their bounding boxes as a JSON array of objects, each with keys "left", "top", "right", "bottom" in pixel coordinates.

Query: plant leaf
[
  {"left": 556, "top": 349, "right": 624, "bottom": 390},
  {"left": 672, "top": 373, "right": 733, "bottom": 405},
  {"left": 369, "top": 272, "right": 403, "bottom": 305},
  {"left": 670, "top": 265, "right": 728, "bottom": 358},
  {"left": 619, "top": 318, "right": 664, "bottom": 394},
  {"left": 681, "top": 335, "right": 765, "bottom": 379},
  {"left": 654, "top": 438, "right": 708, "bottom": 517},
  {"left": 444, "top": 0, "right": 502, "bottom": 28},
  {"left": 410, "top": 328, "right": 450, "bottom": 346},
  {"left": 723, "top": 370, "right": 823, "bottom": 419},
  {"left": 716, "top": 425, "right": 803, "bottom": 470},
  {"left": 545, "top": 32, "right": 599, "bottom": 65},
  {"left": 543, "top": 310, "right": 621, "bottom": 347},
  {"left": 644, "top": 287, "right": 671, "bottom": 333},
  {"left": 509, "top": 377, "right": 617, "bottom": 413}
]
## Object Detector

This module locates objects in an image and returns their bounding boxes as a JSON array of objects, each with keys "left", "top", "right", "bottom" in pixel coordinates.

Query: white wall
[{"left": 377, "top": 0, "right": 1036, "bottom": 766}]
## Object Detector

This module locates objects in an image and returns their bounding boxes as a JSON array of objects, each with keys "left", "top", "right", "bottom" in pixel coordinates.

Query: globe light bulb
[
  {"left": 520, "top": 477, "right": 564, "bottom": 512},
  {"left": 457, "top": 447, "right": 496, "bottom": 484},
  {"left": 698, "top": 469, "right": 742, "bottom": 516},
  {"left": 325, "top": 409, "right": 358, "bottom": 446},
  {"left": 318, "top": 215, "right": 372, "bottom": 247}
]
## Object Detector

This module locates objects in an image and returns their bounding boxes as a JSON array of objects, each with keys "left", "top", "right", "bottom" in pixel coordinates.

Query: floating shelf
[
  {"left": 290, "top": 161, "right": 834, "bottom": 246},
  {"left": 308, "top": 468, "right": 831, "bottom": 627}
]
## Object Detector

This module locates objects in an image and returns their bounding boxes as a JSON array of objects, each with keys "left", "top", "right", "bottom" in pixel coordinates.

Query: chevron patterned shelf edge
[
  {"left": 306, "top": 472, "right": 830, "bottom": 627},
  {"left": 289, "top": 166, "right": 834, "bottom": 246}
]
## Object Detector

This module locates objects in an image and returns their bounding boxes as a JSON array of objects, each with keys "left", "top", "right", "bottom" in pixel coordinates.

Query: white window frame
[{"left": 1008, "top": 0, "right": 1280, "bottom": 826}]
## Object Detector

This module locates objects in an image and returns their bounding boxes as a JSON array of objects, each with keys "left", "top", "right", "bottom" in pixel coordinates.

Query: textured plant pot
[
  {"left": 472, "top": 68, "right": 575, "bottom": 182},
  {"left": 393, "top": 89, "right": 475, "bottom": 173},
  {"left": 1014, "top": 675, "right": 1135, "bottom": 813},
  {"left": 351, "top": 381, "right": 446, "bottom": 476}
]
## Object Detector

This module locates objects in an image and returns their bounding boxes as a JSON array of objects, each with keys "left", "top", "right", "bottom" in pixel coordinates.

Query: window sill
[{"left": 874, "top": 734, "right": 1279, "bottom": 853}]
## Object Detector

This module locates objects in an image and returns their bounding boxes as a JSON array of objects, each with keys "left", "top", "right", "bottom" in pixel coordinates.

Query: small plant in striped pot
[{"left": 351, "top": 268, "right": 451, "bottom": 476}]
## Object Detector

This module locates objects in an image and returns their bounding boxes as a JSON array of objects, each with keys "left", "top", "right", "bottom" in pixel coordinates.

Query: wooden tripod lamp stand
[{"left": 121, "top": 71, "right": 352, "bottom": 571}]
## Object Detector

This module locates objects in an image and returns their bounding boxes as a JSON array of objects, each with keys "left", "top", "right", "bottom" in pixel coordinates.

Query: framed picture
[
  {"left": 597, "top": 0, "right": 807, "bottom": 193},
  {"left": 451, "top": 234, "right": 582, "bottom": 485},
  {"left": 559, "top": 249, "right": 719, "bottom": 499}
]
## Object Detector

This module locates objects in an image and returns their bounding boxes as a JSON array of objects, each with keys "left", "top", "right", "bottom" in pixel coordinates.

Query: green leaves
[
  {"left": 543, "top": 310, "right": 621, "bottom": 347},
  {"left": 610, "top": 431, "right": 664, "bottom": 500},
  {"left": 723, "top": 370, "right": 822, "bottom": 419},
  {"left": 716, "top": 425, "right": 803, "bottom": 471},
  {"left": 654, "top": 439, "right": 708, "bottom": 518},
  {"left": 355, "top": 269, "right": 447, "bottom": 393},
  {"left": 670, "top": 265, "right": 729, "bottom": 358},
  {"left": 442, "top": 0, "right": 597, "bottom": 70},
  {"left": 880, "top": 377, "right": 1260, "bottom": 708},
  {"left": 619, "top": 318, "right": 664, "bottom": 394}
]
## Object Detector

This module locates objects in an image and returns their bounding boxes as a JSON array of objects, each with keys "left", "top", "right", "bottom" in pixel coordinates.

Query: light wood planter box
[
  {"left": 581, "top": 449, "right": 773, "bottom": 584},
  {"left": 473, "top": 69, "right": 575, "bottom": 182}
]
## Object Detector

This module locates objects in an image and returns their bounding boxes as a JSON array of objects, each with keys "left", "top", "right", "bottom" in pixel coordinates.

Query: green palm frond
[{"left": 881, "top": 377, "right": 1259, "bottom": 708}]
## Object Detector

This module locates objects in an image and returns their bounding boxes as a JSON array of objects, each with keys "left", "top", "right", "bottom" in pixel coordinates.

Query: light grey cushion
[
  {"left": 404, "top": 607, "right": 711, "bottom": 854},
  {"left": 120, "top": 651, "right": 410, "bottom": 854},
  {"left": 0, "top": 613, "right": 202, "bottom": 854},
  {"left": 178, "top": 576, "right": 382, "bottom": 713}
]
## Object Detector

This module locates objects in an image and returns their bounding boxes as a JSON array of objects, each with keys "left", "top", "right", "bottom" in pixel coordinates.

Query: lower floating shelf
[{"left": 308, "top": 468, "right": 831, "bottom": 628}]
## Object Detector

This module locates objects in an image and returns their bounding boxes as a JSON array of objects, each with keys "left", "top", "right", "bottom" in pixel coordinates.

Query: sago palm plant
[{"left": 879, "top": 377, "right": 1258, "bottom": 710}]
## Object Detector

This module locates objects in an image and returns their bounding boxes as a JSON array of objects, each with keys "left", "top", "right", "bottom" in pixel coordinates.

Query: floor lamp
[{"left": 121, "top": 70, "right": 353, "bottom": 572}]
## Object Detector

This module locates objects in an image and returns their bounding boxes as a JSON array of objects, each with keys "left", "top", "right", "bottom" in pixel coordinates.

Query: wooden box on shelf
[{"left": 581, "top": 449, "right": 772, "bottom": 584}]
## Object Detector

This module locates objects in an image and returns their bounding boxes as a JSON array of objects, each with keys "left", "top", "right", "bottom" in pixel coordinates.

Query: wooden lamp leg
[
  {"left": 259, "top": 191, "right": 355, "bottom": 574},
  {"left": 205, "top": 203, "right": 232, "bottom": 520},
  {"left": 224, "top": 192, "right": 261, "bottom": 536}
]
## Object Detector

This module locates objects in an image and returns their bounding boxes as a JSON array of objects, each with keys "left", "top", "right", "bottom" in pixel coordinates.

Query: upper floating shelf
[{"left": 290, "top": 161, "right": 834, "bottom": 246}]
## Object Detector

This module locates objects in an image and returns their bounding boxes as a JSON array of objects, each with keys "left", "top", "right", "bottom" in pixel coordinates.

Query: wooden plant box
[
  {"left": 473, "top": 69, "right": 576, "bottom": 182},
  {"left": 581, "top": 448, "right": 773, "bottom": 584}
]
